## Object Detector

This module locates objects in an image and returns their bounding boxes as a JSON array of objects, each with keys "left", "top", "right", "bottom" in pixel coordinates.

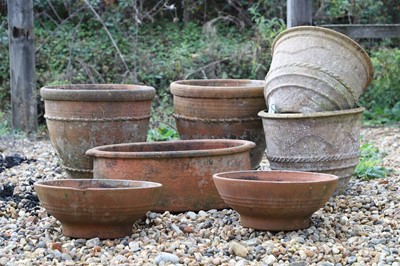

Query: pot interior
[
  {"left": 215, "top": 171, "right": 338, "bottom": 183},
  {"left": 35, "top": 179, "right": 161, "bottom": 190}
]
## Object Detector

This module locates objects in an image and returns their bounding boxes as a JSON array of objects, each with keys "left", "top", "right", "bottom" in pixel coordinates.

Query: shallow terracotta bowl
[
  {"left": 213, "top": 170, "right": 338, "bottom": 231},
  {"left": 34, "top": 179, "right": 162, "bottom": 239}
]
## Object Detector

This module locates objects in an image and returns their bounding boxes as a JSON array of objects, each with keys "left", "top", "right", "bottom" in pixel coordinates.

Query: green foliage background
[{"left": 0, "top": 0, "right": 399, "bottom": 136}]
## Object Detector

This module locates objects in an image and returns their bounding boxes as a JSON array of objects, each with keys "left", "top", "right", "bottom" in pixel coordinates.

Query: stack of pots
[{"left": 259, "top": 26, "right": 374, "bottom": 194}]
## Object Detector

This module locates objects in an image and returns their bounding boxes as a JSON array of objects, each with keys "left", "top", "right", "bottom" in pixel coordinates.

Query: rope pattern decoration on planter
[
  {"left": 173, "top": 113, "right": 260, "bottom": 123},
  {"left": 267, "top": 152, "right": 359, "bottom": 163},
  {"left": 266, "top": 62, "right": 357, "bottom": 102},
  {"left": 44, "top": 114, "right": 151, "bottom": 122},
  {"left": 62, "top": 165, "right": 93, "bottom": 173}
]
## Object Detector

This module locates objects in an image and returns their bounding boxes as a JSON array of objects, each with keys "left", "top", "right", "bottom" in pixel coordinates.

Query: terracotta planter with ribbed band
[
  {"left": 40, "top": 84, "right": 155, "bottom": 178},
  {"left": 171, "top": 79, "right": 266, "bottom": 169},
  {"left": 258, "top": 107, "right": 364, "bottom": 194}
]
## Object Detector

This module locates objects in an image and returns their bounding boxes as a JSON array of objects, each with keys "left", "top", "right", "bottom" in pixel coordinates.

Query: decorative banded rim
[
  {"left": 44, "top": 114, "right": 151, "bottom": 122},
  {"left": 265, "top": 62, "right": 357, "bottom": 103},
  {"left": 63, "top": 165, "right": 93, "bottom": 173},
  {"left": 173, "top": 113, "right": 260, "bottom": 123},
  {"left": 267, "top": 152, "right": 359, "bottom": 163}
]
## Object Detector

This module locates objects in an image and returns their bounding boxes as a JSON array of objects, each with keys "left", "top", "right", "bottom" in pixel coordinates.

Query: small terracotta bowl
[
  {"left": 34, "top": 179, "right": 162, "bottom": 239},
  {"left": 213, "top": 170, "right": 338, "bottom": 231}
]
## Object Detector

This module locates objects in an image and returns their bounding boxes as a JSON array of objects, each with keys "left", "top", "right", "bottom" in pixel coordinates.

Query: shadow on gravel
[
  {"left": 1, "top": 154, "right": 40, "bottom": 212},
  {"left": 0, "top": 154, "right": 36, "bottom": 173}
]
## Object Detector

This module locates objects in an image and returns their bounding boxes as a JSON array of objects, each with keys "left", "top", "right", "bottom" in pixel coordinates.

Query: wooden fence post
[
  {"left": 287, "top": 0, "right": 312, "bottom": 28},
  {"left": 7, "top": 0, "right": 37, "bottom": 137}
]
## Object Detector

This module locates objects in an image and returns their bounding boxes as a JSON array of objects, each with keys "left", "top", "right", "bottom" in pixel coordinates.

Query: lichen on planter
[
  {"left": 171, "top": 79, "right": 266, "bottom": 169},
  {"left": 258, "top": 107, "right": 364, "bottom": 194},
  {"left": 40, "top": 84, "right": 155, "bottom": 178}
]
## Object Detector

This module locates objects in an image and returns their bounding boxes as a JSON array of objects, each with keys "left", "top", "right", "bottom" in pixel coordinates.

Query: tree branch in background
[
  {"left": 185, "top": 57, "right": 230, "bottom": 79},
  {"left": 46, "top": 0, "right": 62, "bottom": 23},
  {"left": 35, "top": 6, "right": 85, "bottom": 53},
  {"left": 83, "top": 0, "right": 133, "bottom": 81}
]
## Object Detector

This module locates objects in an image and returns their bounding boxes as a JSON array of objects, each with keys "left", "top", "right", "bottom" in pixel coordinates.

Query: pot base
[
  {"left": 241, "top": 215, "right": 311, "bottom": 231},
  {"left": 62, "top": 223, "right": 133, "bottom": 239}
]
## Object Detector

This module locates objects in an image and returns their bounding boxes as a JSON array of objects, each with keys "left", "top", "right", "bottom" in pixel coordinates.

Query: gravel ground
[{"left": 0, "top": 126, "right": 399, "bottom": 265}]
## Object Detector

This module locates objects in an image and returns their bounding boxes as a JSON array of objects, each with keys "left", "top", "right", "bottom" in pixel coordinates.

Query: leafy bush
[
  {"left": 358, "top": 48, "right": 400, "bottom": 125},
  {"left": 0, "top": 111, "right": 10, "bottom": 136},
  {"left": 1, "top": 0, "right": 400, "bottom": 130},
  {"left": 354, "top": 142, "right": 390, "bottom": 180},
  {"left": 147, "top": 124, "right": 179, "bottom": 142}
]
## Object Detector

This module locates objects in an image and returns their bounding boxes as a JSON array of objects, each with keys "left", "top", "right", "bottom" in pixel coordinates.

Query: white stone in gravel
[
  {"left": 229, "top": 242, "right": 248, "bottom": 258},
  {"left": 244, "top": 238, "right": 259, "bottom": 246},
  {"left": 170, "top": 224, "right": 183, "bottom": 234},
  {"left": 0, "top": 257, "right": 8, "bottom": 265},
  {"left": 86, "top": 237, "right": 100, "bottom": 248},
  {"left": 198, "top": 210, "right": 208, "bottom": 217},
  {"left": 154, "top": 252, "right": 179, "bottom": 265},
  {"left": 186, "top": 211, "right": 197, "bottom": 220},
  {"left": 112, "top": 255, "right": 127, "bottom": 263},
  {"left": 129, "top": 241, "right": 141, "bottom": 252},
  {"left": 263, "top": 254, "right": 277, "bottom": 265}
]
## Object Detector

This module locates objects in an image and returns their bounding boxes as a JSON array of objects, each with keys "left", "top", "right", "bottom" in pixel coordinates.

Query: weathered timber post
[
  {"left": 287, "top": 0, "right": 312, "bottom": 28},
  {"left": 7, "top": 0, "right": 37, "bottom": 137}
]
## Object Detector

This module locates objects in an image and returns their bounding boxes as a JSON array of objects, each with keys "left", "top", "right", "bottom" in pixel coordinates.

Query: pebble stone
[{"left": 0, "top": 127, "right": 399, "bottom": 265}]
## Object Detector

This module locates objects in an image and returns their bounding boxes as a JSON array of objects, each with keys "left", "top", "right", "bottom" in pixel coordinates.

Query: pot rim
[
  {"left": 170, "top": 79, "right": 265, "bottom": 98},
  {"left": 271, "top": 26, "right": 374, "bottom": 88},
  {"left": 85, "top": 139, "right": 256, "bottom": 159},
  {"left": 40, "top": 84, "right": 156, "bottom": 102},
  {"left": 213, "top": 170, "right": 339, "bottom": 184},
  {"left": 34, "top": 179, "right": 162, "bottom": 192},
  {"left": 258, "top": 107, "right": 365, "bottom": 119}
]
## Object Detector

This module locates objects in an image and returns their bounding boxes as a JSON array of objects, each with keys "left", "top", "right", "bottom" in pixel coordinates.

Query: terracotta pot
[
  {"left": 86, "top": 139, "right": 256, "bottom": 212},
  {"left": 258, "top": 107, "right": 364, "bottom": 194},
  {"left": 170, "top": 79, "right": 266, "bottom": 169},
  {"left": 40, "top": 84, "right": 155, "bottom": 178},
  {"left": 265, "top": 26, "right": 373, "bottom": 113},
  {"left": 213, "top": 170, "right": 338, "bottom": 231},
  {"left": 34, "top": 179, "right": 162, "bottom": 239}
]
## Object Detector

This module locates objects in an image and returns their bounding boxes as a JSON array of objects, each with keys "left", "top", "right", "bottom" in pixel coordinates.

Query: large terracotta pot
[
  {"left": 40, "top": 84, "right": 155, "bottom": 178},
  {"left": 258, "top": 107, "right": 364, "bottom": 194},
  {"left": 265, "top": 26, "right": 373, "bottom": 113},
  {"left": 86, "top": 139, "right": 256, "bottom": 212},
  {"left": 170, "top": 79, "right": 266, "bottom": 169},
  {"left": 213, "top": 170, "right": 338, "bottom": 231},
  {"left": 35, "top": 179, "right": 162, "bottom": 239}
]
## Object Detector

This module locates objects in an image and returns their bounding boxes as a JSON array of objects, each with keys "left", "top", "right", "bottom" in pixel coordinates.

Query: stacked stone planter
[{"left": 260, "top": 26, "right": 374, "bottom": 194}]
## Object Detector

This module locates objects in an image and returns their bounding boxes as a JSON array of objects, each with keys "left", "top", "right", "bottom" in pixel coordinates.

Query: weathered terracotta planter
[
  {"left": 40, "top": 84, "right": 155, "bottom": 178},
  {"left": 34, "top": 179, "right": 162, "bottom": 239},
  {"left": 258, "top": 107, "right": 364, "bottom": 194},
  {"left": 265, "top": 26, "right": 373, "bottom": 113},
  {"left": 86, "top": 139, "right": 255, "bottom": 212},
  {"left": 170, "top": 79, "right": 266, "bottom": 169},
  {"left": 213, "top": 170, "right": 338, "bottom": 231}
]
